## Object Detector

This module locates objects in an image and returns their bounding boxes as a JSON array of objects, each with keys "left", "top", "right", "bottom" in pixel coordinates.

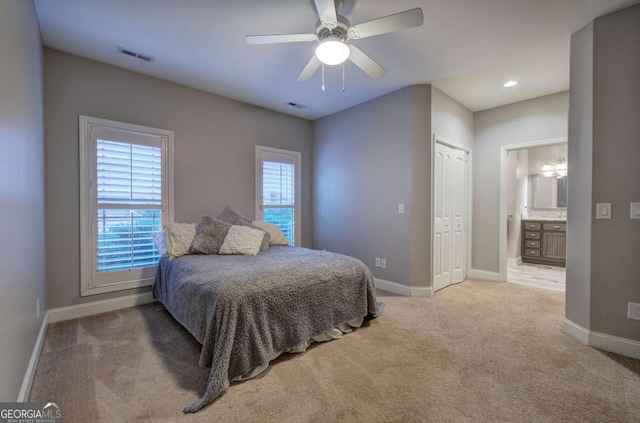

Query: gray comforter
[{"left": 153, "top": 246, "right": 380, "bottom": 413}]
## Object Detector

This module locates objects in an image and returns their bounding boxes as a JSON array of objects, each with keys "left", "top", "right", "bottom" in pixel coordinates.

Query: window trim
[
  {"left": 255, "top": 145, "right": 302, "bottom": 247},
  {"left": 79, "top": 115, "right": 174, "bottom": 296}
]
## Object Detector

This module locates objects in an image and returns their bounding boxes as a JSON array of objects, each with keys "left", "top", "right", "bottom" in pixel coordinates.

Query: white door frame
[
  {"left": 432, "top": 134, "right": 473, "bottom": 292},
  {"left": 498, "top": 137, "right": 567, "bottom": 281}
]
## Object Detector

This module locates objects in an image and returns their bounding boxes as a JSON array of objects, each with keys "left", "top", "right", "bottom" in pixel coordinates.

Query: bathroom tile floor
[{"left": 507, "top": 262, "right": 566, "bottom": 292}]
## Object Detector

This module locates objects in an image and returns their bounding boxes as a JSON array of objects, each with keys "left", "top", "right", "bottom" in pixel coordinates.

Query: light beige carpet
[{"left": 30, "top": 280, "right": 640, "bottom": 422}]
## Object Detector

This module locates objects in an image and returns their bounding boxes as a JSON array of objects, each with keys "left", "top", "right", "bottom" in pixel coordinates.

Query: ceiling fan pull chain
[
  {"left": 342, "top": 62, "right": 345, "bottom": 92},
  {"left": 322, "top": 64, "right": 325, "bottom": 91}
]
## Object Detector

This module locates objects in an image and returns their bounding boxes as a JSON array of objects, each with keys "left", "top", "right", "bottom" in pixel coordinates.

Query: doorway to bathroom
[{"left": 499, "top": 139, "right": 567, "bottom": 292}]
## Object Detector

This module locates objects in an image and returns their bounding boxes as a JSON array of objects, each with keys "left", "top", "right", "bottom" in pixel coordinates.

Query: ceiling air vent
[
  {"left": 118, "top": 47, "right": 154, "bottom": 63},
  {"left": 287, "top": 102, "right": 306, "bottom": 109}
]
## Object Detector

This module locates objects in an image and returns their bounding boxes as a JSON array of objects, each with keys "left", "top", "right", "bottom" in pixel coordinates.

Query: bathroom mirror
[{"left": 529, "top": 175, "right": 567, "bottom": 210}]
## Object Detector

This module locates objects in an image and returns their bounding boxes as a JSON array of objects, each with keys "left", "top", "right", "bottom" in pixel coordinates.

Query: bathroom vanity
[{"left": 521, "top": 219, "right": 566, "bottom": 267}]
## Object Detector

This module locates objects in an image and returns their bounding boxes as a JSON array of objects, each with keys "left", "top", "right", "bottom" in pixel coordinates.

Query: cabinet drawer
[
  {"left": 524, "top": 222, "right": 541, "bottom": 230},
  {"left": 525, "top": 231, "right": 540, "bottom": 239},
  {"left": 524, "top": 240, "right": 540, "bottom": 248},
  {"left": 524, "top": 249, "right": 541, "bottom": 257},
  {"left": 543, "top": 223, "right": 566, "bottom": 231}
]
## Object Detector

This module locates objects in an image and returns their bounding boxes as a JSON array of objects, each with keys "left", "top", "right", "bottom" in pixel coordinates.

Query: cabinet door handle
[
  {"left": 554, "top": 225, "right": 560, "bottom": 229},
  {"left": 529, "top": 224, "right": 536, "bottom": 228}
]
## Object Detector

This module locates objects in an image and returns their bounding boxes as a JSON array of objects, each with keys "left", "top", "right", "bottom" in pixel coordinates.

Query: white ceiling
[{"left": 34, "top": 0, "right": 639, "bottom": 120}]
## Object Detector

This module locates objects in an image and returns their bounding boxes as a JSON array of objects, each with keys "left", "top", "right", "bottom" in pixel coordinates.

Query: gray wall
[
  {"left": 409, "top": 85, "right": 432, "bottom": 288},
  {"left": 590, "top": 5, "right": 640, "bottom": 340},
  {"left": 0, "top": 0, "right": 45, "bottom": 400},
  {"left": 431, "top": 86, "right": 474, "bottom": 149},
  {"left": 312, "top": 85, "right": 472, "bottom": 289},
  {"left": 473, "top": 92, "right": 569, "bottom": 273},
  {"left": 566, "top": 22, "right": 594, "bottom": 332},
  {"left": 312, "top": 87, "right": 414, "bottom": 284},
  {"left": 45, "top": 49, "right": 312, "bottom": 309}
]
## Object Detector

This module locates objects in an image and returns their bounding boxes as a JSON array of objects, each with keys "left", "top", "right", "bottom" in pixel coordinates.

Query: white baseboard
[
  {"left": 589, "top": 329, "right": 640, "bottom": 360},
  {"left": 410, "top": 286, "right": 433, "bottom": 297},
  {"left": 507, "top": 257, "right": 522, "bottom": 266},
  {"left": 374, "top": 278, "right": 433, "bottom": 297},
  {"left": 48, "top": 291, "right": 156, "bottom": 323},
  {"left": 563, "top": 318, "right": 590, "bottom": 344},
  {"left": 564, "top": 318, "right": 640, "bottom": 360},
  {"left": 469, "top": 269, "right": 501, "bottom": 281},
  {"left": 18, "top": 313, "right": 48, "bottom": 401}
]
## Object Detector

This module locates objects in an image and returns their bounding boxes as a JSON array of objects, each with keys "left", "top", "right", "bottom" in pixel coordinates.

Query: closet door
[
  {"left": 450, "top": 148, "right": 467, "bottom": 284},
  {"left": 433, "top": 142, "right": 452, "bottom": 291},
  {"left": 433, "top": 143, "right": 468, "bottom": 292}
]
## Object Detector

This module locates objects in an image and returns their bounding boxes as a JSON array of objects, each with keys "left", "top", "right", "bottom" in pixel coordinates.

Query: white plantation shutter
[
  {"left": 95, "top": 134, "right": 163, "bottom": 274},
  {"left": 256, "top": 147, "right": 301, "bottom": 246},
  {"left": 80, "top": 116, "right": 173, "bottom": 296}
]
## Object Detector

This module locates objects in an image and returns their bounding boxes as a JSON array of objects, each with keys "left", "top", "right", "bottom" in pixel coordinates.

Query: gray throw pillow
[
  {"left": 216, "top": 205, "right": 252, "bottom": 225},
  {"left": 234, "top": 219, "right": 271, "bottom": 251},
  {"left": 190, "top": 215, "right": 232, "bottom": 254}
]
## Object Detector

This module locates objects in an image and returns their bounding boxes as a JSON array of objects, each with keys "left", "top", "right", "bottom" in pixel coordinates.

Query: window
[
  {"left": 80, "top": 116, "right": 173, "bottom": 296},
  {"left": 255, "top": 146, "right": 301, "bottom": 246}
]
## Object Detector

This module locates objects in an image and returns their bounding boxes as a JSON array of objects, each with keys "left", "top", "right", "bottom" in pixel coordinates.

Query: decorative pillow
[
  {"left": 218, "top": 225, "right": 265, "bottom": 256},
  {"left": 215, "top": 205, "right": 252, "bottom": 225},
  {"left": 190, "top": 215, "right": 232, "bottom": 255},
  {"left": 251, "top": 220, "right": 289, "bottom": 246},
  {"left": 165, "top": 223, "right": 197, "bottom": 259},
  {"left": 234, "top": 219, "right": 271, "bottom": 251},
  {"left": 152, "top": 231, "right": 169, "bottom": 256}
]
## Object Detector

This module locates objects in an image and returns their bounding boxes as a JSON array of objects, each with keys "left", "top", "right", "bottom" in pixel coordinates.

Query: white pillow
[
  {"left": 152, "top": 231, "right": 169, "bottom": 256},
  {"left": 251, "top": 221, "right": 289, "bottom": 246},
  {"left": 218, "top": 225, "right": 264, "bottom": 256},
  {"left": 165, "top": 223, "right": 196, "bottom": 259}
]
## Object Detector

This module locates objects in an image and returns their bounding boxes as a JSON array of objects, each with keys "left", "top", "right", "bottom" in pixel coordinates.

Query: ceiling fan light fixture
[{"left": 315, "top": 37, "right": 350, "bottom": 65}]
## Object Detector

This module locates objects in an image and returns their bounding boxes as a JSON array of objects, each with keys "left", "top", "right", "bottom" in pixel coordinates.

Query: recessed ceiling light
[{"left": 503, "top": 80, "right": 519, "bottom": 88}]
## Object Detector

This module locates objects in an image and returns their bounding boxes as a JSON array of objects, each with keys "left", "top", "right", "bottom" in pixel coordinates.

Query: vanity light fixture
[
  {"left": 556, "top": 158, "right": 567, "bottom": 177},
  {"left": 542, "top": 161, "right": 554, "bottom": 177},
  {"left": 541, "top": 158, "right": 567, "bottom": 177}
]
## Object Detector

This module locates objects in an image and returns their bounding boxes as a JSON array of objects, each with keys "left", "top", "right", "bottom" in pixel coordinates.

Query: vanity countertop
[{"left": 521, "top": 217, "right": 566, "bottom": 222}]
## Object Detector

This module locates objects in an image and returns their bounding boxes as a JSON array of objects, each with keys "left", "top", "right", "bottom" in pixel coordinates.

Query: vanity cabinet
[{"left": 521, "top": 220, "right": 566, "bottom": 267}]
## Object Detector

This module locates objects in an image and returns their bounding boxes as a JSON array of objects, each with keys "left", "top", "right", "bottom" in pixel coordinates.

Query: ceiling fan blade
[
  {"left": 348, "top": 45, "right": 386, "bottom": 80},
  {"left": 245, "top": 33, "right": 317, "bottom": 45},
  {"left": 297, "top": 55, "right": 322, "bottom": 82},
  {"left": 349, "top": 8, "right": 424, "bottom": 39},
  {"left": 314, "top": 0, "right": 338, "bottom": 28}
]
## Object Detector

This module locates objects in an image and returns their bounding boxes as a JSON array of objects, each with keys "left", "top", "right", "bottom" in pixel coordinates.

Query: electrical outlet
[
  {"left": 36, "top": 299, "right": 40, "bottom": 319},
  {"left": 628, "top": 302, "right": 640, "bottom": 321},
  {"left": 375, "top": 257, "right": 381, "bottom": 268},
  {"left": 380, "top": 259, "right": 386, "bottom": 269}
]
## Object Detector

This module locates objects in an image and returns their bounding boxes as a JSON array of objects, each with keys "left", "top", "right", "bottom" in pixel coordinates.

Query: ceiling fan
[{"left": 245, "top": 0, "right": 424, "bottom": 84}]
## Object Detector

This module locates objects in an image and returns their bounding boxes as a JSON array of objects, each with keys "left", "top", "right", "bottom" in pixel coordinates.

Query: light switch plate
[
  {"left": 398, "top": 203, "right": 405, "bottom": 214},
  {"left": 596, "top": 203, "right": 612, "bottom": 220},
  {"left": 630, "top": 202, "right": 640, "bottom": 220}
]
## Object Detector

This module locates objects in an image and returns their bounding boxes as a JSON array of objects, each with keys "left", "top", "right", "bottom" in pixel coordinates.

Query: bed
[{"left": 153, "top": 245, "right": 381, "bottom": 412}]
